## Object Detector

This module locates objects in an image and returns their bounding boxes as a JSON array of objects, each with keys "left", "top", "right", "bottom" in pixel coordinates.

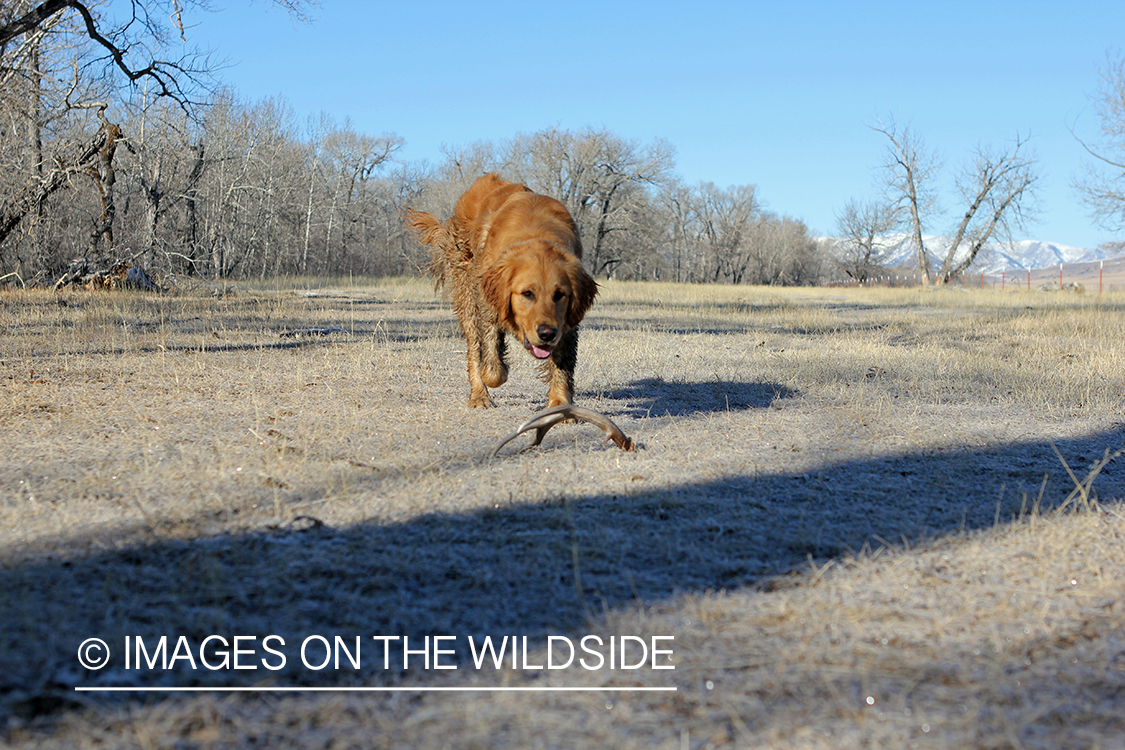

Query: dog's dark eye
[
  {"left": 521, "top": 290, "right": 535, "bottom": 300},
  {"left": 553, "top": 290, "right": 566, "bottom": 302}
]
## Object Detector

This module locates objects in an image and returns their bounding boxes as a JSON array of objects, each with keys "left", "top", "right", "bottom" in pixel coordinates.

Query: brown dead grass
[{"left": 1, "top": 279, "right": 1123, "bottom": 749}]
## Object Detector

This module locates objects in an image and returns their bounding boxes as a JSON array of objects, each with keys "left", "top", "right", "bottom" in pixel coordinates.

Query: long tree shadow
[
  {"left": 1, "top": 425, "right": 1122, "bottom": 727},
  {"left": 6, "top": 316, "right": 457, "bottom": 359}
]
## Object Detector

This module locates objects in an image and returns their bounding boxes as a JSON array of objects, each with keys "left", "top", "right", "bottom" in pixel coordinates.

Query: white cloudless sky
[{"left": 159, "top": 0, "right": 1125, "bottom": 249}]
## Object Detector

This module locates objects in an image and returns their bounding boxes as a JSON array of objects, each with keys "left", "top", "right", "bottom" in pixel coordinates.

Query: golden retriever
[{"left": 405, "top": 173, "right": 598, "bottom": 408}]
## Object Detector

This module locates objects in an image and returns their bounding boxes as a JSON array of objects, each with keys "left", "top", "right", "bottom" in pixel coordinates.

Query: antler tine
[{"left": 490, "top": 404, "right": 635, "bottom": 458}]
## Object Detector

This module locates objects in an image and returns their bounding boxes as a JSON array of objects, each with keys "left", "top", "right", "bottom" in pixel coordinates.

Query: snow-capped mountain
[
  {"left": 975, "top": 240, "right": 1110, "bottom": 273},
  {"left": 831, "top": 233, "right": 1114, "bottom": 274}
]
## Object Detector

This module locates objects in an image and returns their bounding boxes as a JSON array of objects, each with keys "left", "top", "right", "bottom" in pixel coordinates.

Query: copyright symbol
[{"left": 78, "top": 638, "right": 110, "bottom": 670}]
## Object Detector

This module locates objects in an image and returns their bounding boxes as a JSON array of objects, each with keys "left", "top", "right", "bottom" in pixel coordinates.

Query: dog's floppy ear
[
  {"left": 566, "top": 260, "right": 598, "bottom": 329},
  {"left": 480, "top": 255, "right": 516, "bottom": 328}
]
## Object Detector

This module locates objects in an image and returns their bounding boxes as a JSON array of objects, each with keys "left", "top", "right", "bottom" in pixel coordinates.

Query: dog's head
[{"left": 481, "top": 242, "right": 598, "bottom": 359}]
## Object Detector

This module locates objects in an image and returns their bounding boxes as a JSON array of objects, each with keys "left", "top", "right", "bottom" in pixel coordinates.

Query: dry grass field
[{"left": 2, "top": 277, "right": 1124, "bottom": 749}]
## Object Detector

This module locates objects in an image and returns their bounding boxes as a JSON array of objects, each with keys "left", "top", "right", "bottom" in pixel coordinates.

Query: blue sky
[{"left": 172, "top": 0, "right": 1123, "bottom": 249}]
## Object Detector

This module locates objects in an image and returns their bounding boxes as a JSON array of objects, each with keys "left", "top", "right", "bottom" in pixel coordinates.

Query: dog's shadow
[{"left": 599, "top": 377, "right": 795, "bottom": 418}]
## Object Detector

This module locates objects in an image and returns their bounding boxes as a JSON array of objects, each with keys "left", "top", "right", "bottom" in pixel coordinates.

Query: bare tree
[
  {"left": 875, "top": 119, "right": 1038, "bottom": 285},
  {"left": 366, "top": 162, "right": 429, "bottom": 276},
  {"left": 935, "top": 136, "right": 1038, "bottom": 283},
  {"left": 833, "top": 198, "right": 900, "bottom": 281},
  {"left": 743, "top": 213, "right": 823, "bottom": 286},
  {"left": 0, "top": 0, "right": 315, "bottom": 282},
  {"left": 1073, "top": 53, "right": 1125, "bottom": 231},
  {"left": 655, "top": 179, "right": 697, "bottom": 282},
  {"left": 503, "top": 126, "right": 675, "bottom": 277},
  {"left": 113, "top": 92, "right": 211, "bottom": 274},
  {"left": 319, "top": 119, "right": 403, "bottom": 272},
  {"left": 872, "top": 120, "right": 942, "bottom": 282},
  {"left": 0, "top": 0, "right": 220, "bottom": 104},
  {"left": 429, "top": 140, "right": 499, "bottom": 212},
  {"left": 0, "top": 0, "right": 109, "bottom": 271},
  {"left": 575, "top": 132, "right": 674, "bottom": 278},
  {"left": 0, "top": 114, "right": 114, "bottom": 247},
  {"left": 692, "top": 181, "right": 762, "bottom": 283},
  {"left": 195, "top": 94, "right": 307, "bottom": 278}
]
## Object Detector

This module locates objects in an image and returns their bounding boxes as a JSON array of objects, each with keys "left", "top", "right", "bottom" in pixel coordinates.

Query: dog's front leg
[
  {"left": 458, "top": 298, "right": 496, "bottom": 408},
  {"left": 463, "top": 296, "right": 510, "bottom": 408},
  {"left": 463, "top": 330, "right": 493, "bottom": 409},
  {"left": 544, "top": 327, "right": 579, "bottom": 408},
  {"left": 481, "top": 324, "right": 509, "bottom": 390}
]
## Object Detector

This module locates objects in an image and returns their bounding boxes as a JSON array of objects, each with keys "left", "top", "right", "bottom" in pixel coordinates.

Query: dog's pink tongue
[{"left": 530, "top": 344, "right": 553, "bottom": 359}]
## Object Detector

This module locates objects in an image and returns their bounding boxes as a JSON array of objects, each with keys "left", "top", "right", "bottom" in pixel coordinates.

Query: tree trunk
[
  {"left": 0, "top": 121, "right": 111, "bottom": 247},
  {"left": 86, "top": 116, "right": 121, "bottom": 258},
  {"left": 182, "top": 142, "right": 205, "bottom": 276}
]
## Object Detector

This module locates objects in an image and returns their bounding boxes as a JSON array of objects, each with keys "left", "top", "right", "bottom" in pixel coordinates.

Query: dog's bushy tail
[{"left": 403, "top": 208, "right": 460, "bottom": 291}]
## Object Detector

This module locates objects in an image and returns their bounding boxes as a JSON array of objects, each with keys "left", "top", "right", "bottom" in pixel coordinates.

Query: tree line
[
  {"left": 0, "top": 1, "right": 825, "bottom": 287},
  {"left": 0, "top": 92, "right": 827, "bottom": 286}
]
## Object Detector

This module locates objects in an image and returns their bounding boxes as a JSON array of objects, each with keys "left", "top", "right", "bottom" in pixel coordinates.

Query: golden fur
[{"left": 405, "top": 173, "right": 598, "bottom": 408}]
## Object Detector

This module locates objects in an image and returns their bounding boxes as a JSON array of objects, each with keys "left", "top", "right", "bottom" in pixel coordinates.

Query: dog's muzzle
[{"left": 525, "top": 325, "right": 559, "bottom": 359}]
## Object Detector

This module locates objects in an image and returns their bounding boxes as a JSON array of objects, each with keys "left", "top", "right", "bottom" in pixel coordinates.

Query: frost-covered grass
[{"left": 2, "top": 280, "right": 1123, "bottom": 749}]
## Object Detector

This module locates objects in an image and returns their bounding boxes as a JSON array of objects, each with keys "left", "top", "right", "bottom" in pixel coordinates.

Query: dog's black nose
[{"left": 537, "top": 324, "right": 558, "bottom": 342}]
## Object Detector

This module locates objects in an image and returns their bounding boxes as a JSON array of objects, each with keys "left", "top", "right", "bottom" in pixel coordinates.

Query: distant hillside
[
  {"left": 827, "top": 234, "right": 1115, "bottom": 275},
  {"left": 824, "top": 234, "right": 1125, "bottom": 291}
]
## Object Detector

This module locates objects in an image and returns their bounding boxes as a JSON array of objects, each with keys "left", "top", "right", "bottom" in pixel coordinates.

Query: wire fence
[{"left": 826, "top": 256, "right": 1125, "bottom": 293}]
